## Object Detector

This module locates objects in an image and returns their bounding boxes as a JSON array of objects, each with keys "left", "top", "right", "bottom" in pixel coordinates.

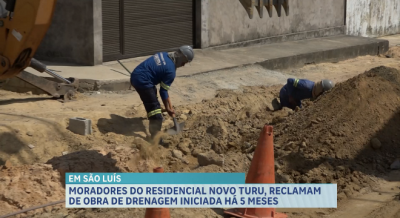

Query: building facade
[
  {"left": 346, "top": 0, "right": 400, "bottom": 37},
  {"left": 34, "top": 0, "right": 399, "bottom": 66}
]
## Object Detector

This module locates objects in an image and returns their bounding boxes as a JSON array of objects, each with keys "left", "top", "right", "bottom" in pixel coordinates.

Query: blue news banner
[{"left": 66, "top": 173, "right": 337, "bottom": 208}]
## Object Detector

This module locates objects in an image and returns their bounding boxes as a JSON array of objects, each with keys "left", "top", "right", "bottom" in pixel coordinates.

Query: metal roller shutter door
[
  {"left": 102, "top": 0, "right": 121, "bottom": 61},
  {"left": 123, "top": 0, "right": 193, "bottom": 58}
]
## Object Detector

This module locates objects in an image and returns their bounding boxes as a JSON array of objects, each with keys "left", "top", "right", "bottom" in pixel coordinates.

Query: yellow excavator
[
  {"left": 0, "top": 0, "right": 78, "bottom": 102},
  {"left": 0, "top": 0, "right": 288, "bottom": 102}
]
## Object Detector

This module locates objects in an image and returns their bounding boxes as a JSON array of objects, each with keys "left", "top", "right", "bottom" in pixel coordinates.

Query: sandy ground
[{"left": 0, "top": 48, "right": 400, "bottom": 218}]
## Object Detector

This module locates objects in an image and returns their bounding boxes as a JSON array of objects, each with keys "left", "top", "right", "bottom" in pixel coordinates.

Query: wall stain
[{"left": 346, "top": 0, "right": 400, "bottom": 37}]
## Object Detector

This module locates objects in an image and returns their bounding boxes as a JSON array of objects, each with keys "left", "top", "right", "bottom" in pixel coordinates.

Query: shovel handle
[{"left": 173, "top": 117, "right": 178, "bottom": 127}]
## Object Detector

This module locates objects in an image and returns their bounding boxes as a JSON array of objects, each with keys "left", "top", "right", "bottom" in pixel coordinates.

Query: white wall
[
  {"left": 346, "top": 0, "right": 400, "bottom": 37},
  {"left": 201, "top": 0, "right": 345, "bottom": 48}
]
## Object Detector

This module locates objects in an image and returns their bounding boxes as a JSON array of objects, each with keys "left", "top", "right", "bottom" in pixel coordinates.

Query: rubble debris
[
  {"left": 179, "top": 114, "right": 188, "bottom": 121},
  {"left": 0, "top": 164, "right": 65, "bottom": 216},
  {"left": 172, "top": 150, "right": 183, "bottom": 159},
  {"left": 197, "top": 151, "right": 224, "bottom": 167},
  {"left": 177, "top": 139, "right": 191, "bottom": 155}
]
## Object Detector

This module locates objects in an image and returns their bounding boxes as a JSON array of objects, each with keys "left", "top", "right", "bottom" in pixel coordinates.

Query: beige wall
[{"left": 201, "top": 0, "right": 345, "bottom": 48}]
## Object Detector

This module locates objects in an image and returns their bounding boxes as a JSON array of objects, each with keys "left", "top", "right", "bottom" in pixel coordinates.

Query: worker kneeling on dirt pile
[
  {"left": 279, "top": 78, "right": 335, "bottom": 110},
  {"left": 130, "top": 45, "right": 194, "bottom": 143}
]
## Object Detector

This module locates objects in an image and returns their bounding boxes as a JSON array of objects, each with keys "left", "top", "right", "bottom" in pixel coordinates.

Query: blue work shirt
[
  {"left": 279, "top": 78, "right": 315, "bottom": 109},
  {"left": 130, "top": 52, "right": 176, "bottom": 100}
]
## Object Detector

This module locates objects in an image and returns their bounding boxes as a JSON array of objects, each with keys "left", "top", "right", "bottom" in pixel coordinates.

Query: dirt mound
[
  {"left": 273, "top": 66, "right": 400, "bottom": 199},
  {"left": 276, "top": 66, "right": 400, "bottom": 157},
  {"left": 0, "top": 164, "right": 64, "bottom": 216},
  {"left": 162, "top": 66, "right": 400, "bottom": 202},
  {"left": 381, "top": 46, "right": 400, "bottom": 59},
  {"left": 165, "top": 86, "right": 281, "bottom": 154},
  {"left": 160, "top": 86, "right": 285, "bottom": 173}
]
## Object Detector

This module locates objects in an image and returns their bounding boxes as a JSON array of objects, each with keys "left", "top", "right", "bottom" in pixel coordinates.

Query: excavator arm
[{"left": 0, "top": 0, "right": 78, "bottom": 102}]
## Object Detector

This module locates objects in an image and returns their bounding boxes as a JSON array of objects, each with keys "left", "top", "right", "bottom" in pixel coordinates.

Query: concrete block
[{"left": 68, "top": 117, "right": 92, "bottom": 135}]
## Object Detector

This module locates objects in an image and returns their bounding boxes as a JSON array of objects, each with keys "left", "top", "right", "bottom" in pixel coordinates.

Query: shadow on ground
[
  {"left": 0, "top": 113, "right": 92, "bottom": 166},
  {"left": 0, "top": 97, "right": 52, "bottom": 106},
  {"left": 46, "top": 150, "right": 123, "bottom": 186},
  {"left": 97, "top": 114, "right": 148, "bottom": 139},
  {"left": 211, "top": 208, "right": 225, "bottom": 216},
  {"left": 0, "top": 124, "right": 37, "bottom": 165},
  {"left": 277, "top": 110, "right": 400, "bottom": 184}
]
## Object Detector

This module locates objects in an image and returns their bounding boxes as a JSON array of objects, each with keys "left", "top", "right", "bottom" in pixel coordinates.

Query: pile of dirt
[{"left": 272, "top": 66, "right": 400, "bottom": 200}]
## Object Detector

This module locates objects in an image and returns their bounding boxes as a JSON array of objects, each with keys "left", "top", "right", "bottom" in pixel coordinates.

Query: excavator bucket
[
  {"left": 240, "top": 0, "right": 289, "bottom": 19},
  {"left": 0, "top": 0, "right": 79, "bottom": 102}
]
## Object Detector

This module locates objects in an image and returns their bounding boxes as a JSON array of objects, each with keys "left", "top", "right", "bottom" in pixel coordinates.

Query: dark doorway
[{"left": 102, "top": 0, "right": 195, "bottom": 62}]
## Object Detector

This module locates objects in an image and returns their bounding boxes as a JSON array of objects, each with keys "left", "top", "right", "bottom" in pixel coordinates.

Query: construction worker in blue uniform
[
  {"left": 279, "top": 78, "right": 335, "bottom": 110},
  {"left": 130, "top": 45, "right": 194, "bottom": 143}
]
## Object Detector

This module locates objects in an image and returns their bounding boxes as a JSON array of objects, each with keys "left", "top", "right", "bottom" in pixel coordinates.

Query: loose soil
[
  {"left": 381, "top": 46, "right": 400, "bottom": 59},
  {"left": 273, "top": 66, "right": 400, "bottom": 200},
  {"left": 0, "top": 54, "right": 400, "bottom": 218}
]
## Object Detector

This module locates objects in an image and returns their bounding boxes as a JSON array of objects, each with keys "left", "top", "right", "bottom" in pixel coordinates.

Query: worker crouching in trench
[
  {"left": 279, "top": 78, "right": 335, "bottom": 110},
  {"left": 130, "top": 45, "right": 194, "bottom": 145}
]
